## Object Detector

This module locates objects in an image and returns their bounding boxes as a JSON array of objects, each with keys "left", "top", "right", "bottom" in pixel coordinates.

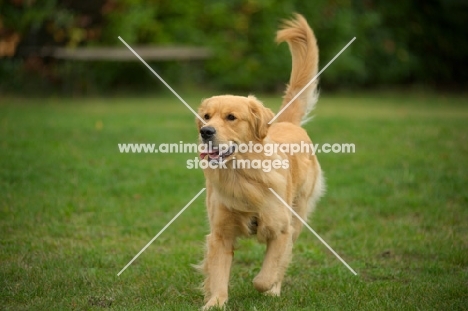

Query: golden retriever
[{"left": 196, "top": 14, "right": 324, "bottom": 309}]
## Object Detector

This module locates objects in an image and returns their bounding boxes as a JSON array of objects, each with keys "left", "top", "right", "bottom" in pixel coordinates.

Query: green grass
[{"left": 1, "top": 92, "right": 467, "bottom": 310}]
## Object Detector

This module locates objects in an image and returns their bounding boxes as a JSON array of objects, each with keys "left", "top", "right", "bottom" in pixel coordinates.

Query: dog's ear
[{"left": 248, "top": 95, "right": 275, "bottom": 141}]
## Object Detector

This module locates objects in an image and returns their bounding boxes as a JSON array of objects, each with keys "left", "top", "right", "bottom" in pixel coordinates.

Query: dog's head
[{"left": 197, "top": 95, "right": 274, "bottom": 162}]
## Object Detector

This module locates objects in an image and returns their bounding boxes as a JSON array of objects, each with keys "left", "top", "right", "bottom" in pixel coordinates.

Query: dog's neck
[{"left": 203, "top": 138, "right": 288, "bottom": 212}]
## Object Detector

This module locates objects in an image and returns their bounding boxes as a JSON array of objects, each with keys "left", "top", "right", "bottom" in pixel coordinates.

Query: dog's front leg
[
  {"left": 253, "top": 206, "right": 293, "bottom": 296},
  {"left": 201, "top": 203, "right": 237, "bottom": 310},
  {"left": 202, "top": 232, "right": 234, "bottom": 310}
]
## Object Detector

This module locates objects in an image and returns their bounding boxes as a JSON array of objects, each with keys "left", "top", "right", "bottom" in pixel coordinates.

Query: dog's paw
[
  {"left": 202, "top": 297, "right": 227, "bottom": 310},
  {"left": 263, "top": 282, "right": 281, "bottom": 296},
  {"left": 252, "top": 274, "right": 275, "bottom": 293}
]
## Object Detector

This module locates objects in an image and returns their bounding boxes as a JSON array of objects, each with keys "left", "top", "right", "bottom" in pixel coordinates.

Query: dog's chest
[
  {"left": 214, "top": 184, "right": 263, "bottom": 212},
  {"left": 205, "top": 166, "right": 286, "bottom": 212}
]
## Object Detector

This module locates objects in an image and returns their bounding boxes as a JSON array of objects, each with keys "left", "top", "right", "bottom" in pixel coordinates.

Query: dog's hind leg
[{"left": 292, "top": 169, "right": 324, "bottom": 241}]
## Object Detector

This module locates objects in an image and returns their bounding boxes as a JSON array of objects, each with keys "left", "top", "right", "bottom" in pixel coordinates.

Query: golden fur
[{"left": 196, "top": 14, "right": 324, "bottom": 309}]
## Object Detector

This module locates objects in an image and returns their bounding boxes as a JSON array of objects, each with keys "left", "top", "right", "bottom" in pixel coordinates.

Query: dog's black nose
[{"left": 200, "top": 126, "right": 216, "bottom": 140}]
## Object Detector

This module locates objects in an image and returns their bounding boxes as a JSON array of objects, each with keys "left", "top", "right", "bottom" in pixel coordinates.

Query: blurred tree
[
  {"left": 376, "top": 0, "right": 468, "bottom": 85},
  {"left": 0, "top": 0, "right": 466, "bottom": 94}
]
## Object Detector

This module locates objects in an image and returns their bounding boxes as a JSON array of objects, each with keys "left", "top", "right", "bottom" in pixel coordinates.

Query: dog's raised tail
[{"left": 275, "top": 14, "right": 319, "bottom": 126}]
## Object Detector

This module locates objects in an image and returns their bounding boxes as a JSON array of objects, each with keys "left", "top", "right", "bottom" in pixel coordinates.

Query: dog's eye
[
  {"left": 204, "top": 114, "right": 210, "bottom": 120},
  {"left": 226, "top": 114, "right": 236, "bottom": 121}
]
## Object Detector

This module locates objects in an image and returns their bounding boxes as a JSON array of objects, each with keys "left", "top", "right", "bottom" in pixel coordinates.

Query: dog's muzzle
[
  {"left": 199, "top": 143, "right": 237, "bottom": 162},
  {"left": 200, "top": 126, "right": 216, "bottom": 142}
]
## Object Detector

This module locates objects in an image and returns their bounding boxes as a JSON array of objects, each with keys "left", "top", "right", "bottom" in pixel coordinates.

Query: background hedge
[{"left": 1, "top": 0, "right": 467, "bottom": 94}]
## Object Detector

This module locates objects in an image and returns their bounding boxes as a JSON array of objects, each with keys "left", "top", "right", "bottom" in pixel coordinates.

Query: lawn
[{"left": 1, "top": 92, "right": 467, "bottom": 310}]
